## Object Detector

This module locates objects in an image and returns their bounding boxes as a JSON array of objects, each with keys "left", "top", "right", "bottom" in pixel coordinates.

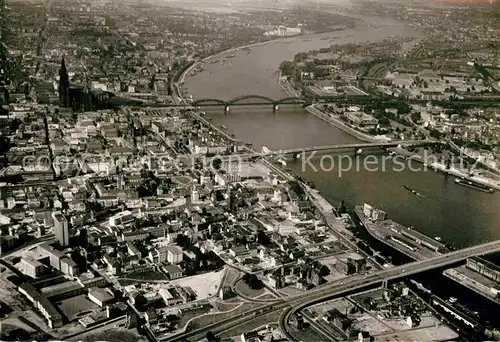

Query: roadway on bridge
[
  {"left": 163, "top": 239, "right": 500, "bottom": 342},
  {"left": 278, "top": 239, "right": 500, "bottom": 341},
  {"left": 216, "top": 140, "right": 428, "bottom": 161},
  {"left": 272, "top": 140, "right": 425, "bottom": 155}
]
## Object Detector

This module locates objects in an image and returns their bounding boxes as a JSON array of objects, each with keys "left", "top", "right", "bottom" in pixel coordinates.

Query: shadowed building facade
[
  {"left": 58, "top": 57, "right": 113, "bottom": 111},
  {"left": 52, "top": 212, "right": 69, "bottom": 247},
  {"left": 58, "top": 58, "right": 71, "bottom": 108}
]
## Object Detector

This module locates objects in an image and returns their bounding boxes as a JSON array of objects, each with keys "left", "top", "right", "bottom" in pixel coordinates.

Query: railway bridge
[{"left": 190, "top": 94, "right": 371, "bottom": 112}]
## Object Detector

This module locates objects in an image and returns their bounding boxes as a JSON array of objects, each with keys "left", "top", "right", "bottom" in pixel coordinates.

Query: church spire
[
  {"left": 60, "top": 57, "right": 67, "bottom": 72},
  {"left": 58, "top": 57, "right": 70, "bottom": 108}
]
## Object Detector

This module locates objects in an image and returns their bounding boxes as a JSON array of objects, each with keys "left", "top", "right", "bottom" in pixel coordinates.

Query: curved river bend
[{"left": 184, "top": 19, "right": 500, "bottom": 248}]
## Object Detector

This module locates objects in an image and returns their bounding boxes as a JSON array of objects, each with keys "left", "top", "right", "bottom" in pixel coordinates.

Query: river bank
[
  {"left": 178, "top": 20, "right": 395, "bottom": 87},
  {"left": 179, "top": 30, "right": 500, "bottom": 194},
  {"left": 177, "top": 14, "right": 500, "bottom": 246},
  {"left": 179, "top": 38, "right": 278, "bottom": 86},
  {"left": 277, "top": 79, "right": 500, "bottom": 192},
  {"left": 305, "top": 104, "right": 376, "bottom": 142},
  {"left": 306, "top": 102, "right": 500, "bottom": 191},
  {"left": 175, "top": 36, "right": 294, "bottom": 103},
  {"left": 177, "top": 25, "right": 365, "bottom": 95}
]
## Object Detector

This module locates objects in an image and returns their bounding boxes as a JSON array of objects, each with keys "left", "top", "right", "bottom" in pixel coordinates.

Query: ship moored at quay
[
  {"left": 354, "top": 203, "right": 500, "bottom": 274},
  {"left": 354, "top": 203, "right": 500, "bottom": 329},
  {"left": 354, "top": 203, "right": 449, "bottom": 261},
  {"left": 455, "top": 178, "right": 495, "bottom": 193}
]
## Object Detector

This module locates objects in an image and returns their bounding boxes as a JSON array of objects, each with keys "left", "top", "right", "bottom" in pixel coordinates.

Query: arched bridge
[
  {"left": 188, "top": 94, "right": 372, "bottom": 112},
  {"left": 126, "top": 93, "right": 373, "bottom": 110}
]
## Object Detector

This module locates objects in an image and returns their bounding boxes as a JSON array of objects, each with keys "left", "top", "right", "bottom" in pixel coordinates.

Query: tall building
[
  {"left": 52, "top": 212, "right": 69, "bottom": 246},
  {"left": 58, "top": 58, "right": 70, "bottom": 108}
]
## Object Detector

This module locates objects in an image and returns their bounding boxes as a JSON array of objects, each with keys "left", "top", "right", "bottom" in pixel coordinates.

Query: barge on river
[{"left": 454, "top": 178, "right": 494, "bottom": 193}]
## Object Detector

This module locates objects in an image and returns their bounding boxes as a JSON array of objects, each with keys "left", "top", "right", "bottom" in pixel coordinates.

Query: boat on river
[
  {"left": 454, "top": 178, "right": 494, "bottom": 193},
  {"left": 402, "top": 185, "right": 419, "bottom": 195}
]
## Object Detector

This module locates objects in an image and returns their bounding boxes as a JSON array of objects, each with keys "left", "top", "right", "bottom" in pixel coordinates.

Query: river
[{"left": 183, "top": 18, "right": 500, "bottom": 248}]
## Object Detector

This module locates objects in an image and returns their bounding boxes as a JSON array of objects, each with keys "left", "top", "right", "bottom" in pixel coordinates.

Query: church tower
[{"left": 58, "top": 57, "right": 70, "bottom": 107}]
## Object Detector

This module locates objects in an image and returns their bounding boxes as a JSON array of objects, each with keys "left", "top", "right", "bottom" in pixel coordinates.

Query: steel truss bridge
[
  {"left": 118, "top": 92, "right": 500, "bottom": 110},
  {"left": 192, "top": 94, "right": 312, "bottom": 107},
  {"left": 128, "top": 94, "right": 374, "bottom": 109}
]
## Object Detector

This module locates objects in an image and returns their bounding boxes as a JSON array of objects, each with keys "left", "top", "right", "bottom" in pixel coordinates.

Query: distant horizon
[{"left": 153, "top": 0, "right": 499, "bottom": 8}]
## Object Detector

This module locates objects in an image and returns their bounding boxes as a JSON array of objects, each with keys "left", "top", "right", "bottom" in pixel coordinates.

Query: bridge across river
[
  {"left": 279, "top": 238, "right": 500, "bottom": 341},
  {"left": 188, "top": 95, "right": 368, "bottom": 110},
  {"left": 120, "top": 94, "right": 374, "bottom": 110},
  {"left": 116, "top": 91, "right": 500, "bottom": 110},
  {"left": 163, "top": 239, "right": 500, "bottom": 342},
  {"left": 215, "top": 140, "right": 429, "bottom": 161},
  {"left": 267, "top": 140, "right": 425, "bottom": 155}
]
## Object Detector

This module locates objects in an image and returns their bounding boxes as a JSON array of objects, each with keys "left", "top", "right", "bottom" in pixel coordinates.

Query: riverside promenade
[{"left": 305, "top": 104, "right": 377, "bottom": 142}]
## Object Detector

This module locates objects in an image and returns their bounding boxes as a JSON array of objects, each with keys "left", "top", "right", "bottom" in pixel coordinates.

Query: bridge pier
[
  {"left": 224, "top": 105, "right": 230, "bottom": 113},
  {"left": 273, "top": 104, "right": 279, "bottom": 112}
]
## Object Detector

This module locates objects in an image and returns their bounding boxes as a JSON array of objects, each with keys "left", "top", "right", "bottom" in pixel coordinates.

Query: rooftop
[
  {"left": 89, "top": 287, "right": 115, "bottom": 303},
  {"left": 164, "top": 264, "right": 183, "bottom": 274},
  {"left": 40, "top": 280, "right": 84, "bottom": 298}
]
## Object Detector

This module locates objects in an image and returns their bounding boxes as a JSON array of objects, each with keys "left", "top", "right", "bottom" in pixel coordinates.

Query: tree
[
  {"left": 396, "top": 103, "right": 411, "bottom": 115},
  {"left": 206, "top": 331, "right": 219, "bottom": 341},
  {"left": 429, "top": 129, "right": 441, "bottom": 139},
  {"left": 211, "top": 158, "right": 222, "bottom": 170},
  {"left": 293, "top": 52, "right": 308, "bottom": 63},
  {"left": 0, "top": 136, "right": 11, "bottom": 153},
  {"left": 257, "top": 230, "right": 271, "bottom": 245},
  {"left": 279, "top": 60, "right": 295, "bottom": 77},
  {"left": 236, "top": 235, "right": 248, "bottom": 246},
  {"left": 182, "top": 259, "right": 198, "bottom": 275},
  {"left": 243, "top": 273, "right": 264, "bottom": 289},
  {"left": 167, "top": 314, "right": 180, "bottom": 324},
  {"left": 378, "top": 117, "right": 390, "bottom": 125}
]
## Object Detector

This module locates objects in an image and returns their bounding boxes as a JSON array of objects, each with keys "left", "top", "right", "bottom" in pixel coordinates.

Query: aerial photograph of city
[{"left": 0, "top": 0, "right": 499, "bottom": 341}]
